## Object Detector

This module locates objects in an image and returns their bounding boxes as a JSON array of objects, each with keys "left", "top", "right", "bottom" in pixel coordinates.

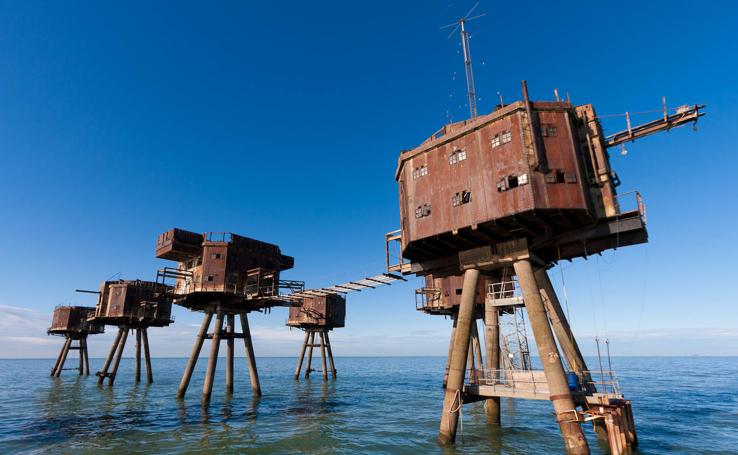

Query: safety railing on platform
[
  {"left": 615, "top": 191, "right": 646, "bottom": 224},
  {"left": 466, "top": 368, "right": 621, "bottom": 397},
  {"left": 385, "top": 229, "right": 411, "bottom": 274},
  {"left": 415, "top": 287, "right": 442, "bottom": 311}
]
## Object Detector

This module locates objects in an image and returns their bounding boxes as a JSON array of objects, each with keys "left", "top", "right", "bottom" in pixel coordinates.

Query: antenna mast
[
  {"left": 460, "top": 19, "right": 477, "bottom": 119},
  {"left": 442, "top": 3, "right": 485, "bottom": 120}
]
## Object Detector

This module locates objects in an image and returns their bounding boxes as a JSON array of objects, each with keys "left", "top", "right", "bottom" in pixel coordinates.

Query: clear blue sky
[{"left": 1, "top": 0, "right": 736, "bottom": 358}]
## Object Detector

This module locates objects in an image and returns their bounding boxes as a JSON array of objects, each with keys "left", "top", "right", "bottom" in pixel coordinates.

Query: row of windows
[
  {"left": 448, "top": 149, "right": 467, "bottom": 165},
  {"left": 491, "top": 130, "right": 512, "bottom": 148},
  {"left": 541, "top": 125, "right": 558, "bottom": 137},
  {"left": 497, "top": 173, "right": 529, "bottom": 192},
  {"left": 412, "top": 165, "right": 428, "bottom": 180},
  {"left": 545, "top": 170, "right": 577, "bottom": 183}
]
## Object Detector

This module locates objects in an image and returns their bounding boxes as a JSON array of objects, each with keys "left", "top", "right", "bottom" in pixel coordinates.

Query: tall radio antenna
[{"left": 441, "top": 2, "right": 486, "bottom": 119}]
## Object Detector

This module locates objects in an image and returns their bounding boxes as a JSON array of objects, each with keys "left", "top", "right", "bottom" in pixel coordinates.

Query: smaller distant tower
[
  {"left": 48, "top": 305, "right": 104, "bottom": 377},
  {"left": 287, "top": 294, "right": 345, "bottom": 380},
  {"left": 86, "top": 279, "right": 174, "bottom": 386}
]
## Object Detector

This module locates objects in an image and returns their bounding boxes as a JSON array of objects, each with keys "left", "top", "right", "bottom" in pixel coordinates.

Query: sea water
[{"left": 0, "top": 356, "right": 736, "bottom": 454}]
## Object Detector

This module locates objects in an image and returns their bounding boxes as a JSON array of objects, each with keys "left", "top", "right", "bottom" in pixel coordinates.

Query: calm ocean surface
[{"left": 0, "top": 356, "right": 736, "bottom": 454}]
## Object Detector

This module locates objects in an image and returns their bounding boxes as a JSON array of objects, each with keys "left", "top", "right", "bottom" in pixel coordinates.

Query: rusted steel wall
[
  {"left": 49, "top": 306, "right": 102, "bottom": 334},
  {"left": 287, "top": 294, "right": 346, "bottom": 328},
  {"left": 424, "top": 274, "right": 486, "bottom": 310},
  {"left": 96, "top": 280, "right": 172, "bottom": 323},
  {"left": 396, "top": 100, "right": 612, "bottom": 260}
]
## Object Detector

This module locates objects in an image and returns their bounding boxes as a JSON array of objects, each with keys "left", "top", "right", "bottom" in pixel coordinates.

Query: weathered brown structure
[
  {"left": 387, "top": 80, "right": 703, "bottom": 454},
  {"left": 48, "top": 305, "right": 103, "bottom": 377},
  {"left": 156, "top": 228, "right": 301, "bottom": 402},
  {"left": 287, "top": 294, "right": 345, "bottom": 380},
  {"left": 89, "top": 279, "right": 173, "bottom": 385}
]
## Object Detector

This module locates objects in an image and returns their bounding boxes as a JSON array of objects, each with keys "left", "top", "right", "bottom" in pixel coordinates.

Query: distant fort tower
[
  {"left": 86, "top": 279, "right": 173, "bottom": 386},
  {"left": 48, "top": 306, "right": 103, "bottom": 377},
  {"left": 155, "top": 228, "right": 302, "bottom": 402},
  {"left": 287, "top": 293, "right": 345, "bottom": 380},
  {"left": 387, "top": 79, "right": 703, "bottom": 454}
]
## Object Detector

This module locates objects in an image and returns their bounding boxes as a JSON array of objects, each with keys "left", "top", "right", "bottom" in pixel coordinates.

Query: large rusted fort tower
[
  {"left": 387, "top": 78, "right": 703, "bottom": 454},
  {"left": 86, "top": 280, "right": 173, "bottom": 385},
  {"left": 155, "top": 228, "right": 302, "bottom": 402},
  {"left": 48, "top": 306, "right": 103, "bottom": 377}
]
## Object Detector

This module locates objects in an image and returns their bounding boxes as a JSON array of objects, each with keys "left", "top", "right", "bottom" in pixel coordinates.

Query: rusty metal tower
[
  {"left": 78, "top": 279, "right": 174, "bottom": 386},
  {"left": 48, "top": 305, "right": 104, "bottom": 377},
  {"left": 285, "top": 273, "right": 404, "bottom": 380},
  {"left": 155, "top": 228, "right": 302, "bottom": 403},
  {"left": 386, "top": 78, "right": 704, "bottom": 453}
]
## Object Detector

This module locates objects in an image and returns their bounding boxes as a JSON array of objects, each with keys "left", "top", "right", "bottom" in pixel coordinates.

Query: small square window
[
  {"left": 518, "top": 173, "right": 528, "bottom": 185},
  {"left": 210, "top": 253, "right": 222, "bottom": 260},
  {"left": 502, "top": 131, "right": 512, "bottom": 144},
  {"left": 491, "top": 135, "right": 501, "bottom": 148},
  {"left": 207, "top": 275, "right": 214, "bottom": 282}
]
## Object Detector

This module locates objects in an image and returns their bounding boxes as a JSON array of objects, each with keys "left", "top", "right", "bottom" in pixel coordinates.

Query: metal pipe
[
  {"left": 294, "top": 331, "right": 310, "bottom": 380},
  {"left": 108, "top": 327, "right": 129, "bottom": 386},
  {"left": 202, "top": 308, "right": 224, "bottom": 403},
  {"left": 514, "top": 259, "right": 589, "bottom": 455},
  {"left": 240, "top": 313, "right": 261, "bottom": 397},
  {"left": 142, "top": 328, "right": 153, "bottom": 383},
  {"left": 177, "top": 312, "right": 213, "bottom": 398},
  {"left": 439, "top": 268, "right": 480, "bottom": 445}
]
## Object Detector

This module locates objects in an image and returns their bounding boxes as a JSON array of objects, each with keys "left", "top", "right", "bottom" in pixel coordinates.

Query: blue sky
[{"left": 1, "top": 0, "right": 736, "bottom": 358}]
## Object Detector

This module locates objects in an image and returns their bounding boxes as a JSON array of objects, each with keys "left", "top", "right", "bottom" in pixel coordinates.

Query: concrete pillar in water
[
  {"left": 135, "top": 329, "right": 142, "bottom": 383},
  {"left": 202, "top": 308, "right": 224, "bottom": 403},
  {"left": 484, "top": 296, "right": 501, "bottom": 424},
  {"left": 535, "top": 268, "right": 589, "bottom": 378},
  {"left": 240, "top": 313, "right": 261, "bottom": 397},
  {"left": 226, "top": 314, "right": 235, "bottom": 394},
  {"left": 177, "top": 312, "right": 213, "bottom": 398},
  {"left": 141, "top": 328, "right": 153, "bottom": 383},
  {"left": 439, "top": 268, "right": 480, "bottom": 445},
  {"left": 108, "top": 327, "right": 129, "bottom": 386},
  {"left": 98, "top": 327, "right": 124, "bottom": 384},
  {"left": 294, "top": 331, "right": 310, "bottom": 380},
  {"left": 324, "top": 331, "right": 337, "bottom": 378},
  {"left": 514, "top": 259, "right": 589, "bottom": 455}
]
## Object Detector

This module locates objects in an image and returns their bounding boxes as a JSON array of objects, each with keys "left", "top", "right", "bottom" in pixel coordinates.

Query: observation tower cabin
[
  {"left": 155, "top": 228, "right": 301, "bottom": 403},
  {"left": 387, "top": 81, "right": 703, "bottom": 454},
  {"left": 90, "top": 279, "right": 173, "bottom": 385},
  {"left": 287, "top": 294, "right": 345, "bottom": 380},
  {"left": 48, "top": 305, "right": 103, "bottom": 377}
]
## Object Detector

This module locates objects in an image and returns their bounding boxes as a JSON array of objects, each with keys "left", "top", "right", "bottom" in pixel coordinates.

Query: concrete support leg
[
  {"left": 82, "top": 338, "right": 90, "bottom": 376},
  {"left": 294, "top": 331, "right": 310, "bottom": 380},
  {"left": 108, "top": 327, "right": 129, "bottom": 386},
  {"left": 484, "top": 300, "right": 501, "bottom": 425},
  {"left": 472, "top": 322, "right": 483, "bottom": 378},
  {"left": 319, "top": 331, "right": 328, "bottom": 380},
  {"left": 77, "top": 339, "right": 84, "bottom": 375},
  {"left": 240, "top": 313, "right": 261, "bottom": 397},
  {"left": 305, "top": 331, "right": 315, "bottom": 379},
  {"left": 142, "top": 328, "right": 153, "bottom": 383},
  {"left": 443, "top": 316, "right": 458, "bottom": 387},
  {"left": 52, "top": 337, "right": 72, "bottom": 377},
  {"left": 466, "top": 335, "right": 476, "bottom": 382},
  {"left": 177, "top": 312, "right": 213, "bottom": 398},
  {"left": 324, "top": 331, "right": 337, "bottom": 378},
  {"left": 535, "top": 268, "right": 589, "bottom": 378},
  {"left": 202, "top": 308, "right": 224, "bottom": 403},
  {"left": 439, "top": 268, "right": 480, "bottom": 445},
  {"left": 135, "top": 329, "right": 142, "bottom": 383},
  {"left": 514, "top": 259, "right": 589, "bottom": 455},
  {"left": 226, "top": 314, "right": 235, "bottom": 394},
  {"left": 98, "top": 327, "right": 124, "bottom": 384}
]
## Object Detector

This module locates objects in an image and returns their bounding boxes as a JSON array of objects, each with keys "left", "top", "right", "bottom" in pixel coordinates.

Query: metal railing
[
  {"left": 415, "top": 287, "right": 442, "bottom": 310},
  {"left": 385, "top": 229, "right": 411, "bottom": 274},
  {"left": 615, "top": 191, "right": 646, "bottom": 224},
  {"left": 467, "top": 368, "right": 621, "bottom": 397}
]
